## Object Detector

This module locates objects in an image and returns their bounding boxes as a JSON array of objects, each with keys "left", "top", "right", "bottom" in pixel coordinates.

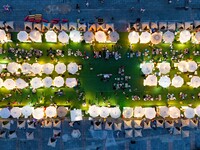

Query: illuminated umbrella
[
  {"left": 57, "top": 107, "right": 67, "bottom": 117},
  {"left": 88, "top": 105, "right": 100, "bottom": 118},
  {"left": 95, "top": 31, "right": 106, "bottom": 43},
  {"left": 151, "top": 32, "right": 162, "bottom": 44},
  {"left": 158, "top": 106, "right": 169, "bottom": 118},
  {"left": 158, "top": 76, "right": 171, "bottom": 88},
  {"left": 110, "top": 107, "right": 121, "bottom": 119},
  {"left": 67, "top": 62, "right": 78, "bottom": 74},
  {"left": 10, "top": 107, "right": 21, "bottom": 118},
  {"left": 184, "top": 107, "right": 195, "bottom": 119},
  {"left": 195, "top": 106, "right": 200, "bottom": 117},
  {"left": 123, "top": 107, "right": 133, "bottom": 118},
  {"left": 69, "top": 30, "right": 82, "bottom": 42},
  {"left": 55, "top": 63, "right": 66, "bottom": 74},
  {"left": 33, "top": 108, "right": 44, "bottom": 119},
  {"left": 144, "top": 107, "right": 156, "bottom": 119},
  {"left": 0, "top": 108, "right": 10, "bottom": 118},
  {"left": 53, "top": 76, "right": 64, "bottom": 87},
  {"left": 21, "top": 63, "right": 32, "bottom": 74},
  {"left": 128, "top": 31, "right": 139, "bottom": 44},
  {"left": 17, "top": 31, "right": 28, "bottom": 42},
  {"left": 29, "top": 30, "right": 42, "bottom": 42},
  {"left": 0, "top": 78, "right": 3, "bottom": 88},
  {"left": 100, "top": 107, "right": 110, "bottom": 118},
  {"left": 172, "top": 76, "right": 184, "bottom": 88},
  {"left": 195, "top": 31, "right": 200, "bottom": 42},
  {"left": 83, "top": 31, "right": 94, "bottom": 43},
  {"left": 7, "top": 62, "right": 20, "bottom": 74},
  {"left": 144, "top": 75, "right": 157, "bottom": 86},
  {"left": 16, "top": 78, "right": 28, "bottom": 89},
  {"left": 141, "top": 62, "right": 154, "bottom": 75},
  {"left": 45, "top": 106, "right": 57, "bottom": 118},
  {"left": 42, "top": 77, "right": 53, "bottom": 88},
  {"left": 158, "top": 62, "right": 171, "bottom": 74},
  {"left": 31, "top": 63, "right": 42, "bottom": 74},
  {"left": 108, "top": 31, "right": 119, "bottom": 43},
  {"left": 66, "top": 78, "right": 77, "bottom": 88},
  {"left": 140, "top": 31, "right": 151, "bottom": 43},
  {"left": 30, "top": 77, "right": 43, "bottom": 89},
  {"left": 163, "top": 31, "right": 174, "bottom": 43},
  {"left": 169, "top": 107, "right": 180, "bottom": 118},
  {"left": 134, "top": 107, "right": 145, "bottom": 118},
  {"left": 4, "top": 79, "right": 16, "bottom": 90},
  {"left": 187, "top": 61, "right": 197, "bottom": 72},
  {"left": 178, "top": 61, "right": 188, "bottom": 72},
  {"left": 179, "top": 30, "right": 191, "bottom": 43},
  {"left": 58, "top": 31, "right": 69, "bottom": 44},
  {"left": 42, "top": 63, "right": 54, "bottom": 75},
  {"left": 45, "top": 30, "right": 57, "bottom": 42},
  {"left": 21, "top": 106, "right": 33, "bottom": 118},
  {"left": 190, "top": 76, "right": 200, "bottom": 88}
]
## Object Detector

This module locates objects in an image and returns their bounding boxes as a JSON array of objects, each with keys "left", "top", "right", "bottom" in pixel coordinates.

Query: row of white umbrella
[
  {"left": 0, "top": 106, "right": 68, "bottom": 119},
  {"left": 17, "top": 30, "right": 42, "bottom": 42},
  {"left": 3, "top": 62, "right": 78, "bottom": 75},
  {"left": 177, "top": 60, "right": 198, "bottom": 73},
  {"left": 0, "top": 77, "right": 77, "bottom": 90}
]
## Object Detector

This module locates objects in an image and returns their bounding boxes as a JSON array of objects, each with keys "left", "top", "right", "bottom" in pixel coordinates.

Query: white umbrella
[
  {"left": 151, "top": 32, "right": 162, "bottom": 44},
  {"left": 0, "top": 78, "right": 4, "bottom": 88},
  {"left": 7, "top": 62, "right": 20, "bottom": 74},
  {"left": 184, "top": 107, "right": 195, "bottom": 119},
  {"left": 158, "top": 106, "right": 169, "bottom": 118},
  {"left": 88, "top": 105, "right": 100, "bottom": 118},
  {"left": 178, "top": 61, "right": 188, "bottom": 72},
  {"left": 141, "top": 62, "right": 154, "bottom": 75},
  {"left": 95, "top": 31, "right": 106, "bottom": 43},
  {"left": 134, "top": 107, "right": 145, "bottom": 118},
  {"left": 169, "top": 107, "right": 180, "bottom": 118},
  {"left": 144, "top": 107, "right": 156, "bottom": 119},
  {"left": 45, "top": 106, "right": 57, "bottom": 118},
  {"left": 195, "top": 106, "right": 200, "bottom": 117},
  {"left": 195, "top": 31, "right": 200, "bottom": 42},
  {"left": 0, "top": 108, "right": 10, "bottom": 118},
  {"left": 55, "top": 63, "right": 66, "bottom": 74},
  {"left": 67, "top": 62, "right": 78, "bottom": 74},
  {"left": 172, "top": 76, "right": 184, "bottom": 88},
  {"left": 69, "top": 30, "right": 82, "bottom": 42},
  {"left": 71, "top": 129, "right": 81, "bottom": 138},
  {"left": 83, "top": 31, "right": 94, "bottom": 43},
  {"left": 45, "top": 30, "right": 57, "bottom": 42},
  {"left": 29, "top": 30, "right": 42, "bottom": 42},
  {"left": 31, "top": 63, "right": 42, "bottom": 74},
  {"left": 53, "top": 76, "right": 64, "bottom": 88},
  {"left": 16, "top": 78, "right": 28, "bottom": 89},
  {"left": 4, "top": 79, "right": 16, "bottom": 90},
  {"left": 42, "top": 77, "right": 53, "bottom": 88},
  {"left": 21, "top": 63, "right": 32, "bottom": 74},
  {"left": 33, "top": 108, "right": 44, "bottom": 119},
  {"left": 190, "top": 76, "right": 200, "bottom": 88},
  {"left": 110, "top": 107, "right": 121, "bottom": 119},
  {"left": 17, "top": 31, "right": 28, "bottom": 42},
  {"left": 179, "top": 30, "right": 191, "bottom": 43},
  {"left": 187, "top": 61, "right": 197, "bottom": 72},
  {"left": 30, "top": 77, "right": 43, "bottom": 89},
  {"left": 163, "top": 31, "right": 174, "bottom": 43},
  {"left": 57, "top": 107, "right": 67, "bottom": 117},
  {"left": 140, "top": 31, "right": 151, "bottom": 43},
  {"left": 128, "top": 31, "right": 140, "bottom": 44},
  {"left": 66, "top": 78, "right": 77, "bottom": 88},
  {"left": 42, "top": 63, "right": 54, "bottom": 75},
  {"left": 100, "top": 107, "right": 110, "bottom": 118},
  {"left": 158, "top": 62, "right": 171, "bottom": 74},
  {"left": 123, "top": 107, "right": 133, "bottom": 118},
  {"left": 108, "top": 31, "right": 119, "bottom": 43},
  {"left": 144, "top": 75, "right": 157, "bottom": 86},
  {"left": 158, "top": 76, "right": 171, "bottom": 88},
  {"left": 21, "top": 106, "right": 33, "bottom": 118},
  {"left": 58, "top": 31, "right": 69, "bottom": 44},
  {"left": 10, "top": 107, "right": 21, "bottom": 118}
]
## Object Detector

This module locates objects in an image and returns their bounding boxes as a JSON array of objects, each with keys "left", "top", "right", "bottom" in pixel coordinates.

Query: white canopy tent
[
  {"left": 69, "top": 30, "right": 82, "bottom": 42},
  {"left": 4, "top": 79, "right": 16, "bottom": 90},
  {"left": 179, "top": 30, "right": 191, "bottom": 43},
  {"left": 99, "top": 107, "right": 110, "bottom": 118},
  {"left": 21, "top": 106, "right": 33, "bottom": 118},
  {"left": 158, "top": 76, "right": 171, "bottom": 88},
  {"left": 30, "top": 77, "right": 43, "bottom": 89},
  {"left": 187, "top": 61, "right": 198, "bottom": 72},
  {"left": 16, "top": 78, "right": 28, "bottom": 89},
  {"left": 144, "top": 107, "right": 156, "bottom": 119},
  {"left": 53, "top": 76, "right": 64, "bottom": 88},
  {"left": 110, "top": 107, "right": 121, "bottom": 119},
  {"left": 108, "top": 31, "right": 119, "bottom": 43},
  {"left": 178, "top": 61, "right": 188, "bottom": 72},
  {"left": 10, "top": 107, "right": 21, "bottom": 119},
  {"left": 171, "top": 76, "right": 184, "bottom": 88},
  {"left": 21, "top": 63, "right": 32, "bottom": 74},
  {"left": 0, "top": 108, "right": 10, "bottom": 118},
  {"left": 169, "top": 107, "right": 180, "bottom": 118},
  {"left": 140, "top": 31, "right": 151, "bottom": 43},
  {"left": 58, "top": 31, "right": 69, "bottom": 44},
  {"left": 189, "top": 76, "right": 200, "bottom": 88},
  {"left": 33, "top": 108, "right": 44, "bottom": 119},
  {"left": 55, "top": 63, "right": 66, "bottom": 74},
  {"left": 42, "top": 77, "right": 53, "bottom": 88},
  {"left": 184, "top": 107, "right": 195, "bottom": 119},
  {"left": 31, "top": 63, "right": 42, "bottom": 74},
  {"left": 151, "top": 32, "right": 162, "bottom": 44},
  {"left": 158, "top": 106, "right": 169, "bottom": 118},
  {"left": 83, "top": 31, "right": 94, "bottom": 43},
  {"left": 42, "top": 63, "right": 54, "bottom": 75},
  {"left": 29, "top": 30, "right": 42, "bottom": 42},
  {"left": 88, "top": 105, "right": 100, "bottom": 118},
  {"left": 95, "top": 31, "right": 107, "bottom": 43},
  {"left": 134, "top": 107, "right": 145, "bottom": 118},
  {"left": 66, "top": 78, "right": 77, "bottom": 88},
  {"left": 128, "top": 31, "right": 140, "bottom": 44},
  {"left": 70, "top": 109, "right": 82, "bottom": 121},
  {"left": 67, "top": 62, "right": 78, "bottom": 74},
  {"left": 123, "top": 107, "right": 133, "bottom": 118},
  {"left": 158, "top": 62, "right": 171, "bottom": 74},
  {"left": 45, "top": 30, "right": 57, "bottom": 42},
  {"left": 7, "top": 62, "right": 20, "bottom": 74},
  {"left": 163, "top": 31, "right": 175, "bottom": 43},
  {"left": 45, "top": 106, "right": 57, "bottom": 118},
  {"left": 17, "top": 31, "right": 28, "bottom": 42},
  {"left": 144, "top": 75, "right": 157, "bottom": 86},
  {"left": 140, "top": 62, "right": 154, "bottom": 75}
]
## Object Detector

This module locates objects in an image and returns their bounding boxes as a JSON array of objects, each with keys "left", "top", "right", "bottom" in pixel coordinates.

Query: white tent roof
[
  {"left": 195, "top": 106, "right": 200, "bottom": 117},
  {"left": 33, "top": 108, "right": 44, "bottom": 119},
  {"left": 0, "top": 78, "right": 3, "bottom": 88},
  {"left": 158, "top": 76, "right": 171, "bottom": 88},
  {"left": 30, "top": 77, "right": 43, "bottom": 89},
  {"left": 66, "top": 78, "right": 77, "bottom": 88},
  {"left": 29, "top": 30, "right": 42, "bottom": 42},
  {"left": 158, "top": 106, "right": 169, "bottom": 118},
  {"left": 55, "top": 63, "right": 66, "bottom": 74},
  {"left": 0, "top": 108, "right": 10, "bottom": 118},
  {"left": 21, "top": 63, "right": 32, "bottom": 74},
  {"left": 187, "top": 61, "right": 198, "bottom": 72},
  {"left": 67, "top": 62, "right": 78, "bottom": 74},
  {"left": 31, "top": 63, "right": 42, "bottom": 74},
  {"left": 195, "top": 31, "right": 200, "bottom": 42},
  {"left": 53, "top": 76, "right": 64, "bottom": 88},
  {"left": 10, "top": 107, "right": 21, "bottom": 118},
  {"left": 184, "top": 107, "right": 195, "bottom": 119},
  {"left": 179, "top": 30, "right": 191, "bottom": 43},
  {"left": 190, "top": 76, "right": 200, "bottom": 88},
  {"left": 178, "top": 61, "right": 188, "bottom": 72},
  {"left": 123, "top": 107, "right": 133, "bottom": 118},
  {"left": 140, "top": 31, "right": 151, "bottom": 43},
  {"left": 151, "top": 32, "right": 162, "bottom": 44},
  {"left": 144, "top": 75, "right": 157, "bottom": 86},
  {"left": 163, "top": 31, "right": 174, "bottom": 43},
  {"left": 99, "top": 107, "right": 110, "bottom": 118},
  {"left": 17, "top": 31, "right": 28, "bottom": 42},
  {"left": 144, "top": 107, "right": 156, "bottom": 119},
  {"left": 88, "top": 105, "right": 100, "bottom": 118},
  {"left": 172, "top": 76, "right": 184, "bottom": 88},
  {"left": 42, "top": 63, "right": 54, "bottom": 75},
  {"left": 45, "top": 106, "right": 57, "bottom": 118},
  {"left": 57, "top": 106, "right": 67, "bottom": 117},
  {"left": 45, "top": 30, "right": 57, "bottom": 42},
  {"left": 110, "top": 107, "right": 121, "bottom": 118},
  {"left": 21, "top": 105, "right": 33, "bottom": 118},
  {"left": 16, "top": 78, "right": 28, "bottom": 89},
  {"left": 108, "top": 31, "right": 119, "bottom": 43},
  {"left": 158, "top": 62, "right": 171, "bottom": 74},
  {"left": 7, "top": 62, "right": 20, "bottom": 74},
  {"left": 4, "top": 79, "right": 16, "bottom": 90},
  {"left": 134, "top": 107, "right": 145, "bottom": 118},
  {"left": 140, "top": 62, "right": 154, "bottom": 75},
  {"left": 169, "top": 107, "right": 180, "bottom": 118},
  {"left": 128, "top": 31, "right": 140, "bottom": 44},
  {"left": 83, "top": 31, "right": 94, "bottom": 43},
  {"left": 95, "top": 31, "right": 106, "bottom": 43},
  {"left": 70, "top": 109, "right": 82, "bottom": 121},
  {"left": 42, "top": 77, "right": 53, "bottom": 88},
  {"left": 58, "top": 31, "right": 69, "bottom": 44},
  {"left": 69, "top": 30, "right": 82, "bottom": 42}
]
